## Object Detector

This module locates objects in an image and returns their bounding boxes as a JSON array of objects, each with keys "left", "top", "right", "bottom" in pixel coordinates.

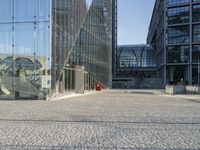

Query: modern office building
[
  {"left": 112, "top": 44, "right": 161, "bottom": 89},
  {"left": 0, "top": 0, "right": 116, "bottom": 100},
  {"left": 147, "top": 0, "right": 200, "bottom": 87}
]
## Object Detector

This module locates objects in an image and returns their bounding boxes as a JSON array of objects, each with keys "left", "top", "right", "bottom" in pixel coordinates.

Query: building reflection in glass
[{"left": 0, "top": 0, "right": 114, "bottom": 99}]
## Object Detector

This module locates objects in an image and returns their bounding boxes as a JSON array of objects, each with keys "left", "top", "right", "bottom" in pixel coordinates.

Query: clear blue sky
[{"left": 86, "top": 0, "right": 155, "bottom": 44}]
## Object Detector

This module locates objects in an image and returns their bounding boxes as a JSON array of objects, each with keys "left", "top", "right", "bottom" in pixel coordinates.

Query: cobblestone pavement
[{"left": 0, "top": 90, "right": 200, "bottom": 149}]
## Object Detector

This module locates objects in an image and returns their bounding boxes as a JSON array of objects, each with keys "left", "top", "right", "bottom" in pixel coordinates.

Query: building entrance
[{"left": 167, "top": 66, "right": 189, "bottom": 84}]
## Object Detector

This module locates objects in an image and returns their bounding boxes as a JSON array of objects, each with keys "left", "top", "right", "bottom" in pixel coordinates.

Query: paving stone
[{"left": 0, "top": 90, "right": 199, "bottom": 149}]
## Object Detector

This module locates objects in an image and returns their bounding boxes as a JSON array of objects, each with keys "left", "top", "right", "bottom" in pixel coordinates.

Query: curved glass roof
[{"left": 117, "top": 44, "right": 157, "bottom": 68}]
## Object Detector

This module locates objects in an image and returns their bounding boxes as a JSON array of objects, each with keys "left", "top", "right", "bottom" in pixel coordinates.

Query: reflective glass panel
[
  {"left": 167, "top": 0, "right": 190, "bottom": 5},
  {"left": 193, "top": 24, "right": 200, "bottom": 42},
  {"left": 193, "top": 4, "right": 200, "bottom": 22},
  {"left": 167, "top": 26, "right": 190, "bottom": 44},
  {"left": 0, "top": 24, "right": 14, "bottom": 98},
  {"left": 168, "top": 6, "right": 189, "bottom": 24},
  {"left": 36, "top": 0, "right": 50, "bottom": 21},
  {"left": 14, "top": 0, "right": 35, "bottom": 22},
  {"left": 14, "top": 23, "right": 36, "bottom": 97},
  {"left": 0, "top": 0, "right": 13, "bottom": 23},
  {"left": 36, "top": 22, "right": 51, "bottom": 90},
  {"left": 0, "top": 24, "right": 13, "bottom": 55},
  {"left": 14, "top": 23, "right": 35, "bottom": 56},
  {"left": 0, "top": 24, "right": 13, "bottom": 73},
  {"left": 167, "top": 45, "right": 190, "bottom": 63},
  {"left": 192, "top": 45, "right": 200, "bottom": 63}
]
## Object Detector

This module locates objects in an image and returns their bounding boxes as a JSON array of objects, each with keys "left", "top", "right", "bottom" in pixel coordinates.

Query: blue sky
[{"left": 86, "top": 0, "right": 155, "bottom": 44}]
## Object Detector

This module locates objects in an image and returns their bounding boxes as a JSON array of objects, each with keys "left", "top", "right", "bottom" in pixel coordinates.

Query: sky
[{"left": 86, "top": 0, "right": 155, "bottom": 45}]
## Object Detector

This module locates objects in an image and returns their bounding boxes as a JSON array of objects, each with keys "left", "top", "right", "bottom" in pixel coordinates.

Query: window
[
  {"left": 168, "top": 6, "right": 189, "bottom": 24},
  {"left": 167, "top": 45, "right": 190, "bottom": 63},
  {"left": 167, "top": 25, "right": 190, "bottom": 44},
  {"left": 193, "top": 0, "right": 200, "bottom": 2},
  {"left": 193, "top": 24, "right": 200, "bottom": 42},
  {"left": 193, "top": 4, "right": 200, "bottom": 22},
  {"left": 167, "top": 0, "right": 190, "bottom": 5},
  {"left": 192, "top": 45, "right": 200, "bottom": 63},
  {"left": 0, "top": 24, "right": 13, "bottom": 78}
]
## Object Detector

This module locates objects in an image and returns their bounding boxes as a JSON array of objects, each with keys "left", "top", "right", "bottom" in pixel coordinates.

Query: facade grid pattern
[
  {"left": 148, "top": 0, "right": 200, "bottom": 86},
  {"left": 0, "top": 0, "right": 115, "bottom": 100}
]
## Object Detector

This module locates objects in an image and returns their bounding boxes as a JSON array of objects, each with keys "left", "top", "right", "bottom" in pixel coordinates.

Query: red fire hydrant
[{"left": 96, "top": 83, "right": 101, "bottom": 91}]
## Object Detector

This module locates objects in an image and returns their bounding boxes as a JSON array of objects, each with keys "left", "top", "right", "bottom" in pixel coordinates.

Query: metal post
[
  {"left": 198, "top": 59, "right": 200, "bottom": 88},
  {"left": 188, "top": 60, "right": 190, "bottom": 85}
]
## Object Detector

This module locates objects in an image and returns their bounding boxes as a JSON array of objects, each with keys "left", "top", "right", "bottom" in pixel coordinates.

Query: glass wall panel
[
  {"left": 14, "top": 23, "right": 35, "bottom": 56},
  {"left": 68, "top": 0, "right": 113, "bottom": 88},
  {"left": 0, "top": 0, "right": 13, "bottom": 23},
  {"left": 36, "top": 0, "right": 50, "bottom": 21},
  {"left": 14, "top": 0, "right": 35, "bottom": 22},
  {"left": 167, "top": 45, "right": 190, "bottom": 63},
  {"left": 166, "top": 65, "right": 189, "bottom": 84},
  {"left": 51, "top": 0, "right": 88, "bottom": 93},
  {"left": 192, "top": 45, "right": 200, "bottom": 63},
  {"left": 0, "top": 0, "right": 51, "bottom": 99},
  {"left": 193, "top": 24, "right": 200, "bottom": 42},
  {"left": 0, "top": 24, "right": 14, "bottom": 98},
  {"left": 167, "top": 25, "right": 190, "bottom": 44},
  {"left": 118, "top": 45, "right": 156, "bottom": 68},
  {"left": 192, "top": 65, "right": 200, "bottom": 84},
  {"left": 193, "top": 4, "right": 200, "bottom": 22},
  {"left": 36, "top": 22, "right": 51, "bottom": 93},
  {"left": 14, "top": 23, "right": 37, "bottom": 98},
  {"left": 167, "top": 0, "right": 190, "bottom": 5},
  {"left": 168, "top": 6, "right": 189, "bottom": 25}
]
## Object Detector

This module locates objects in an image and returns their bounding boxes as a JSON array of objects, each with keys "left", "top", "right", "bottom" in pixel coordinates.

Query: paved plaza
[{"left": 0, "top": 90, "right": 200, "bottom": 149}]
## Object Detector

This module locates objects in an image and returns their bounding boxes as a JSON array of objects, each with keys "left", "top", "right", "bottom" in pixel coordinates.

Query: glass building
[
  {"left": 0, "top": 0, "right": 115, "bottom": 100},
  {"left": 147, "top": 0, "right": 200, "bottom": 87},
  {"left": 113, "top": 44, "right": 158, "bottom": 89},
  {"left": 117, "top": 44, "right": 156, "bottom": 69}
]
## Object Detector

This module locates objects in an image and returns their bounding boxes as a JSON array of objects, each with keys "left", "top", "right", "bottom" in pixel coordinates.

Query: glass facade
[
  {"left": 51, "top": 0, "right": 88, "bottom": 93},
  {"left": 193, "top": 24, "right": 200, "bottom": 42},
  {"left": 117, "top": 45, "right": 156, "bottom": 68},
  {"left": 193, "top": 4, "right": 200, "bottom": 22},
  {"left": 167, "top": 26, "right": 190, "bottom": 44},
  {"left": 69, "top": 1, "right": 113, "bottom": 88},
  {"left": 192, "top": 45, "right": 200, "bottom": 63},
  {"left": 116, "top": 44, "right": 157, "bottom": 78},
  {"left": 167, "top": 45, "right": 190, "bottom": 63},
  {"left": 113, "top": 44, "right": 158, "bottom": 89},
  {"left": 168, "top": 6, "right": 190, "bottom": 25},
  {"left": 0, "top": 0, "right": 114, "bottom": 100},
  {"left": 0, "top": 0, "right": 51, "bottom": 99},
  {"left": 167, "top": 0, "right": 190, "bottom": 5},
  {"left": 148, "top": 0, "right": 200, "bottom": 86}
]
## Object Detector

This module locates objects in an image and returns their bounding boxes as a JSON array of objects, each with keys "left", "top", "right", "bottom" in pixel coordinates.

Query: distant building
[
  {"left": 0, "top": 0, "right": 116, "bottom": 99},
  {"left": 113, "top": 44, "right": 161, "bottom": 89}
]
